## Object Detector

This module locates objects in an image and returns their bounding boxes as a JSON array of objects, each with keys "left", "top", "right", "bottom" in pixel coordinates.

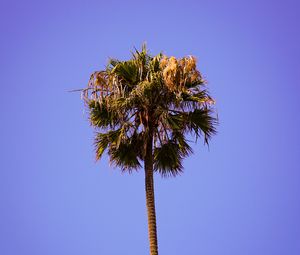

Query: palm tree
[{"left": 82, "top": 44, "right": 217, "bottom": 255}]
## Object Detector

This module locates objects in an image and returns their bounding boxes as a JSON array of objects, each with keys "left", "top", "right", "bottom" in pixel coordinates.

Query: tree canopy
[{"left": 82, "top": 45, "right": 217, "bottom": 177}]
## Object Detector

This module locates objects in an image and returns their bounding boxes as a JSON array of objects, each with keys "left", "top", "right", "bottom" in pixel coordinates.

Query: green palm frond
[
  {"left": 108, "top": 140, "right": 142, "bottom": 171},
  {"left": 172, "top": 131, "right": 193, "bottom": 157},
  {"left": 149, "top": 55, "right": 162, "bottom": 73},
  {"left": 165, "top": 112, "right": 185, "bottom": 131},
  {"left": 181, "top": 89, "right": 213, "bottom": 104},
  {"left": 164, "top": 108, "right": 217, "bottom": 145},
  {"left": 94, "top": 129, "right": 122, "bottom": 160},
  {"left": 89, "top": 100, "right": 120, "bottom": 128},
  {"left": 108, "top": 58, "right": 120, "bottom": 68},
  {"left": 186, "top": 108, "right": 218, "bottom": 144},
  {"left": 153, "top": 140, "right": 183, "bottom": 177},
  {"left": 111, "top": 60, "right": 139, "bottom": 86}
]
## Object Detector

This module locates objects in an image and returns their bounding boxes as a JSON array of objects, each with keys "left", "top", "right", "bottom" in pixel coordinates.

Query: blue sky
[{"left": 1, "top": 0, "right": 299, "bottom": 254}]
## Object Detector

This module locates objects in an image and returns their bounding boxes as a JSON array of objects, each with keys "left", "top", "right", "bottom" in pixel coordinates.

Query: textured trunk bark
[{"left": 144, "top": 131, "right": 159, "bottom": 255}]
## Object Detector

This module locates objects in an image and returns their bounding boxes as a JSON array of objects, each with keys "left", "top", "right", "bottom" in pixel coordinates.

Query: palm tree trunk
[{"left": 144, "top": 131, "right": 159, "bottom": 255}]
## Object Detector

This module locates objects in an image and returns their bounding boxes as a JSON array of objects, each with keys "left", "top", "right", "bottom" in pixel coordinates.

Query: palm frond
[
  {"left": 153, "top": 140, "right": 184, "bottom": 177},
  {"left": 94, "top": 129, "right": 122, "bottom": 160},
  {"left": 88, "top": 100, "right": 120, "bottom": 128},
  {"left": 108, "top": 137, "right": 142, "bottom": 171},
  {"left": 172, "top": 132, "right": 193, "bottom": 157},
  {"left": 186, "top": 108, "right": 218, "bottom": 144}
]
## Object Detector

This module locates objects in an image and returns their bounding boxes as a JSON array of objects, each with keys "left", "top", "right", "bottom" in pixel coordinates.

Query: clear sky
[{"left": 1, "top": 0, "right": 299, "bottom": 254}]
